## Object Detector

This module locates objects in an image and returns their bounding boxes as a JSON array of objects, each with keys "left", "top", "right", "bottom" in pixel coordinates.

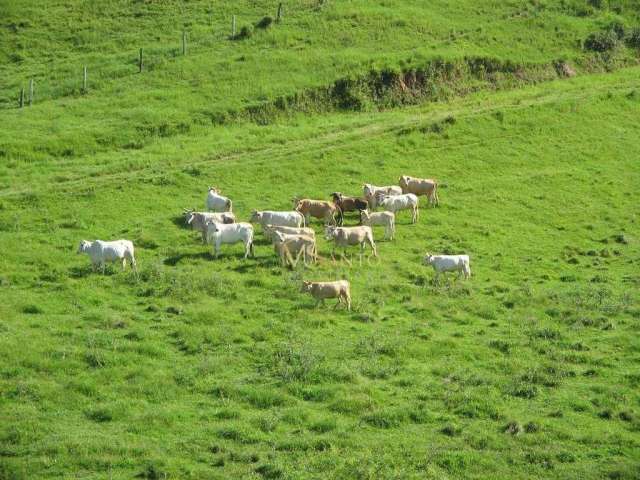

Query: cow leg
[
  {"left": 101, "top": 262, "right": 106, "bottom": 275},
  {"left": 121, "top": 258, "right": 127, "bottom": 271}
]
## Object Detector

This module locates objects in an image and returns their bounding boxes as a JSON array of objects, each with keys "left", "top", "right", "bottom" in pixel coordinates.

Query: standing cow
[
  {"left": 206, "top": 187, "right": 233, "bottom": 212},
  {"left": 77, "top": 239, "right": 137, "bottom": 273},
  {"left": 399, "top": 175, "right": 439, "bottom": 206},
  {"left": 363, "top": 184, "right": 402, "bottom": 210},
  {"left": 423, "top": 253, "right": 471, "bottom": 284}
]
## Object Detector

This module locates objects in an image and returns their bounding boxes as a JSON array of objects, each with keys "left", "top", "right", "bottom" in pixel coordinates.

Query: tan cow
[
  {"left": 272, "top": 231, "right": 317, "bottom": 267},
  {"left": 293, "top": 198, "right": 339, "bottom": 226},
  {"left": 399, "top": 175, "right": 439, "bottom": 206},
  {"left": 263, "top": 224, "right": 316, "bottom": 241},
  {"left": 301, "top": 280, "right": 351, "bottom": 311}
]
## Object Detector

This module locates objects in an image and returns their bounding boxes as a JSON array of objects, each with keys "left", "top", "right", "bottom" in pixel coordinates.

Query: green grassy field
[{"left": 1, "top": 2, "right": 640, "bottom": 479}]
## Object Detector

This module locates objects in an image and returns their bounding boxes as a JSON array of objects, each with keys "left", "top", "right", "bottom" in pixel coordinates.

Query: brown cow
[
  {"left": 331, "top": 192, "right": 369, "bottom": 225},
  {"left": 293, "top": 198, "right": 339, "bottom": 226}
]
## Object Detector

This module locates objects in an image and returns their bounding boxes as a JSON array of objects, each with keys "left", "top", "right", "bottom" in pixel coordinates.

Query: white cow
[
  {"left": 185, "top": 211, "right": 236, "bottom": 243},
  {"left": 250, "top": 210, "right": 305, "bottom": 229},
  {"left": 206, "top": 187, "right": 233, "bottom": 212},
  {"left": 325, "top": 225, "right": 377, "bottom": 261},
  {"left": 206, "top": 222, "right": 254, "bottom": 258},
  {"left": 378, "top": 193, "right": 419, "bottom": 223},
  {"left": 363, "top": 184, "right": 402, "bottom": 210},
  {"left": 77, "top": 240, "right": 137, "bottom": 273},
  {"left": 423, "top": 253, "right": 471, "bottom": 284},
  {"left": 360, "top": 209, "right": 395, "bottom": 240}
]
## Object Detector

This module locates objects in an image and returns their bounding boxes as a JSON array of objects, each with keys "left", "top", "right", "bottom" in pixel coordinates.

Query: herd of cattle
[{"left": 77, "top": 175, "right": 471, "bottom": 310}]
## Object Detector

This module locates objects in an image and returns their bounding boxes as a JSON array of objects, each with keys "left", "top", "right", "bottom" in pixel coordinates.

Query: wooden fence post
[
  {"left": 232, "top": 15, "right": 236, "bottom": 37},
  {"left": 29, "top": 78, "right": 34, "bottom": 106},
  {"left": 277, "top": 3, "right": 283, "bottom": 22},
  {"left": 83, "top": 66, "right": 87, "bottom": 93},
  {"left": 139, "top": 48, "right": 143, "bottom": 73},
  {"left": 19, "top": 87, "right": 24, "bottom": 108},
  {"left": 182, "top": 30, "right": 187, "bottom": 55}
]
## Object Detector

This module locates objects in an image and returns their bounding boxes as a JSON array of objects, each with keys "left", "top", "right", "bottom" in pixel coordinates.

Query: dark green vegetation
[{"left": 1, "top": 1, "right": 640, "bottom": 479}]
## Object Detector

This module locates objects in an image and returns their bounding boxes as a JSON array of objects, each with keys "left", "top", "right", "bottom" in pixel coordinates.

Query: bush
[
  {"left": 233, "top": 25, "right": 253, "bottom": 40},
  {"left": 627, "top": 28, "right": 640, "bottom": 48},
  {"left": 584, "top": 30, "right": 618, "bottom": 52},
  {"left": 255, "top": 16, "right": 273, "bottom": 29}
]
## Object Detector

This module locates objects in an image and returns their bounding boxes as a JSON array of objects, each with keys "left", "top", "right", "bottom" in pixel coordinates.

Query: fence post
[
  {"left": 19, "top": 87, "right": 24, "bottom": 108},
  {"left": 29, "top": 78, "right": 34, "bottom": 106},
  {"left": 139, "top": 48, "right": 143, "bottom": 73},
  {"left": 182, "top": 30, "right": 187, "bottom": 55},
  {"left": 232, "top": 15, "right": 236, "bottom": 38},
  {"left": 277, "top": 3, "right": 283, "bottom": 22},
  {"left": 83, "top": 66, "right": 87, "bottom": 93}
]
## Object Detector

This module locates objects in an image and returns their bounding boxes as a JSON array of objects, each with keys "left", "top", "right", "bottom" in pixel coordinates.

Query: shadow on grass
[
  {"left": 171, "top": 214, "right": 190, "bottom": 229},
  {"left": 163, "top": 251, "right": 212, "bottom": 266},
  {"left": 69, "top": 265, "right": 116, "bottom": 278}
]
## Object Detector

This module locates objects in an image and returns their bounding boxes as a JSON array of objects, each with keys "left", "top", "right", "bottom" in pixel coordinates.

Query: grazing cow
[
  {"left": 360, "top": 209, "right": 395, "bottom": 240},
  {"left": 272, "top": 231, "right": 317, "bottom": 267},
  {"left": 301, "top": 280, "right": 351, "bottom": 311},
  {"left": 77, "top": 239, "right": 137, "bottom": 273},
  {"left": 363, "top": 184, "right": 403, "bottom": 210},
  {"left": 325, "top": 225, "right": 377, "bottom": 261},
  {"left": 423, "top": 253, "right": 471, "bottom": 284},
  {"left": 250, "top": 210, "right": 305, "bottom": 229},
  {"left": 206, "top": 187, "right": 233, "bottom": 212},
  {"left": 378, "top": 193, "right": 419, "bottom": 223},
  {"left": 184, "top": 210, "right": 236, "bottom": 243},
  {"left": 399, "top": 175, "right": 439, "bottom": 206},
  {"left": 206, "top": 222, "right": 254, "bottom": 259},
  {"left": 263, "top": 224, "right": 315, "bottom": 241},
  {"left": 293, "top": 198, "right": 339, "bottom": 226},
  {"left": 331, "top": 192, "right": 369, "bottom": 225}
]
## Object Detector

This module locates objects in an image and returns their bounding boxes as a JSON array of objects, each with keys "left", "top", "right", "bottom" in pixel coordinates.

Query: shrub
[
  {"left": 255, "top": 16, "right": 273, "bottom": 29},
  {"left": 584, "top": 30, "right": 618, "bottom": 52},
  {"left": 627, "top": 28, "right": 640, "bottom": 48},
  {"left": 233, "top": 25, "right": 253, "bottom": 40}
]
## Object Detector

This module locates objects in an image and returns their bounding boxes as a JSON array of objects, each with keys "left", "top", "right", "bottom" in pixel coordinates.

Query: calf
[
  {"left": 184, "top": 210, "right": 236, "bottom": 243},
  {"left": 272, "top": 231, "right": 317, "bottom": 267},
  {"left": 206, "top": 187, "right": 233, "bottom": 212},
  {"left": 293, "top": 198, "right": 339, "bottom": 226},
  {"left": 301, "top": 280, "right": 351, "bottom": 311},
  {"left": 363, "top": 184, "right": 403, "bottom": 210},
  {"left": 399, "top": 175, "right": 439, "bottom": 206},
  {"left": 423, "top": 253, "right": 471, "bottom": 284},
  {"left": 250, "top": 210, "right": 305, "bottom": 229},
  {"left": 325, "top": 225, "right": 377, "bottom": 261},
  {"left": 206, "top": 222, "right": 254, "bottom": 259},
  {"left": 360, "top": 209, "right": 395, "bottom": 240},
  {"left": 77, "top": 239, "right": 137, "bottom": 273},
  {"left": 378, "top": 193, "right": 419, "bottom": 224},
  {"left": 263, "top": 224, "right": 315, "bottom": 242},
  {"left": 331, "top": 192, "right": 369, "bottom": 225}
]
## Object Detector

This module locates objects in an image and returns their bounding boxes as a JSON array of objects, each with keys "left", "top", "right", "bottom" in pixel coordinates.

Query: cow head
[
  {"left": 330, "top": 192, "right": 342, "bottom": 203},
  {"left": 208, "top": 186, "right": 219, "bottom": 194},
  {"left": 300, "top": 281, "right": 313, "bottom": 293},
  {"left": 273, "top": 231, "right": 286, "bottom": 243},
  {"left": 363, "top": 184, "right": 373, "bottom": 197},
  {"left": 324, "top": 226, "right": 337, "bottom": 240},
  {"left": 423, "top": 253, "right": 434, "bottom": 265},
  {"left": 360, "top": 209, "right": 371, "bottom": 223},
  {"left": 186, "top": 212, "right": 196, "bottom": 225},
  {"left": 291, "top": 197, "right": 301, "bottom": 210},
  {"left": 77, "top": 240, "right": 91, "bottom": 254},
  {"left": 249, "top": 210, "right": 262, "bottom": 223}
]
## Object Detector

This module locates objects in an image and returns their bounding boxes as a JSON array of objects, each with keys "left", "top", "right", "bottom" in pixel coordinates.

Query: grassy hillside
[
  {"left": 1, "top": 68, "right": 639, "bottom": 478},
  {"left": 1, "top": 0, "right": 639, "bottom": 166}
]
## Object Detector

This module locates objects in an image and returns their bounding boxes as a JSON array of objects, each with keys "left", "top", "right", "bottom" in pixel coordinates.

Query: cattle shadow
[
  {"left": 171, "top": 214, "right": 190, "bottom": 229},
  {"left": 69, "top": 265, "right": 116, "bottom": 278},
  {"left": 163, "top": 251, "right": 213, "bottom": 266}
]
